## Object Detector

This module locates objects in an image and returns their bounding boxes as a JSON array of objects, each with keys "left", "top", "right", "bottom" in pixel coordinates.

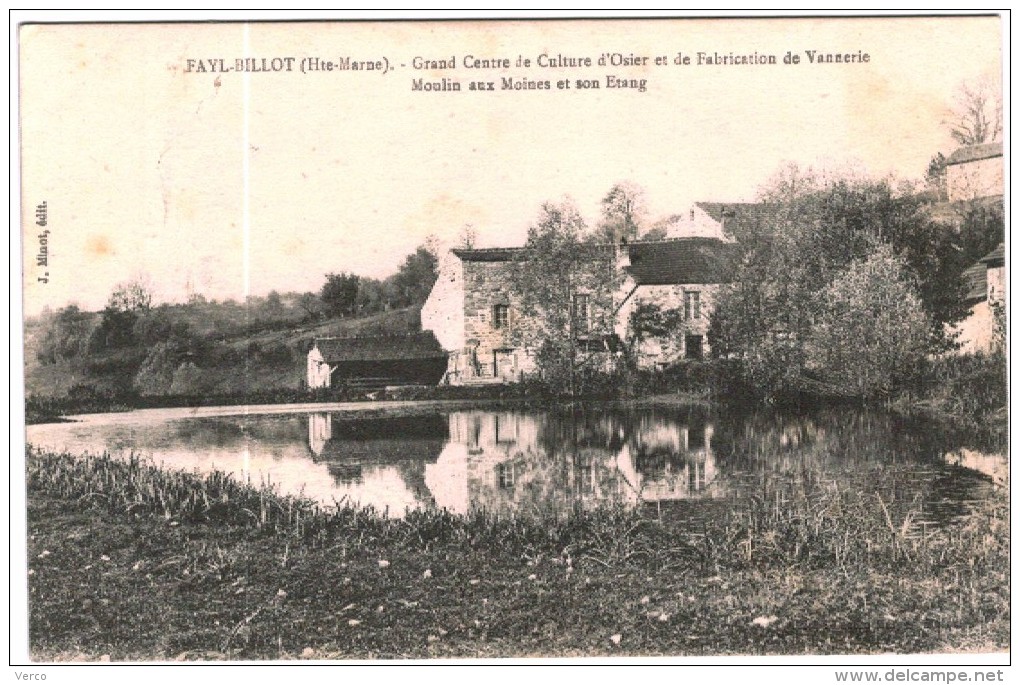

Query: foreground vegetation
[{"left": 27, "top": 448, "right": 1008, "bottom": 660}]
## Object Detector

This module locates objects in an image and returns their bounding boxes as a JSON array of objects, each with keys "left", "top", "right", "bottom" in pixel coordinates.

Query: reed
[
  {"left": 26, "top": 447, "right": 1006, "bottom": 577},
  {"left": 26, "top": 446, "right": 1008, "bottom": 659}
]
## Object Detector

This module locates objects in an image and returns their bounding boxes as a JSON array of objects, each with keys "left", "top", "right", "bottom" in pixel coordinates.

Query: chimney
[{"left": 616, "top": 237, "right": 631, "bottom": 269}]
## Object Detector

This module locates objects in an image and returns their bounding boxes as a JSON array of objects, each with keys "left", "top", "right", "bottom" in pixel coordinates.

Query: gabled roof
[
  {"left": 946, "top": 142, "right": 1003, "bottom": 166},
  {"left": 452, "top": 247, "right": 524, "bottom": 262},
  {"left": 980, "top": 242, "right": 1005, "bottom": 267},
  {"left": 452, "top": 244, "right": 615, "bottom": 262},
  {"left": 694, "top": 202, "right": 785, "bottom": 240},
  {"left": 313, "top": 332, "right": 445, "bottom": 362},
  {"left": 627, "top": 238, "right": 739, "bottom": 285},
  {"left": 452, "top": 238, "right": 737, "bottom": 285},
  {"left": 962, "top": 263, "right": 988, "bottom": 302}
]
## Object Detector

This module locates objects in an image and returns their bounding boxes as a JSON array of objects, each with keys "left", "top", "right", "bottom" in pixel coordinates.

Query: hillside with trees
[{"left": 25, "top": 242, "right": 439, "bottom": 402}]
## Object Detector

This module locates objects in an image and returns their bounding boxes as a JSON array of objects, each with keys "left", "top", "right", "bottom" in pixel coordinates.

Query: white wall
[
  {"left": 307, "top": 346, "right": 331, "bottom": 388},
  {"left": 421, "top": 252, "right": 466, "bottom": 352}
]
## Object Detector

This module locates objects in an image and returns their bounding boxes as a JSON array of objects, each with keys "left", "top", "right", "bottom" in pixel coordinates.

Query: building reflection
[
  {"left": 307, "top": 410, "right": 724, "bottom": 517},
  {"left": 944, "top": 446, "right": 1008, "bottom": 486},
  {"left": 306, "top": 413, "right": 448, "bottom": 512},
  {"left": 429, "top": 411, "right": 723, "bottom": 516}
]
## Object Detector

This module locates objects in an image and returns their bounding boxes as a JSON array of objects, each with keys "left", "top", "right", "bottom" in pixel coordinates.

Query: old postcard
[{"left": 16, "top": 13, "right": 1008, "bottom": 674}]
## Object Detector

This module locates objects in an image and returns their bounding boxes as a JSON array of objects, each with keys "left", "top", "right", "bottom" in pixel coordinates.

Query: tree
[
  {"left": 37, "top": 304, "right": 94, "bottom": 364},
  {"left": 132, "top": 306, "right": 174, "bottom": 345},
  {"left": 90, "top": 276, "right": 156, "bottom": 351},
  {"left": 389, "top": 245, "right": 438, "bottom": 307},
  {"left": 509, "top": 199, "right": 620, "bottom": 394},
  {"left": 710, "top": 170, "right": 949, "bottom": 399},
  {"left": 945, "top": 76, "right": 1002, "bottom": 146},
  {"left": 108, "top": 274, "right": 155, "bottom": 313},
  {"left": 264, "top": 290, "right": 285, "bottom": 318},
  {"left": 804, "top": 246, "right": 932, "bottom": 397},
  {"left": 459, "top": 224, "right": 478, "bottom": 249},
  {"left": 924, "top": 152, "right": 948, "bottom": 201},
  {"left": 593, "top": 182, "right": 646, "bottom": 243},
  {"left": 320, "top": 272, "right": 360, "bottom": 318},
  {"left": 296, "top": 292, "right": 324, "bottom": 321}
]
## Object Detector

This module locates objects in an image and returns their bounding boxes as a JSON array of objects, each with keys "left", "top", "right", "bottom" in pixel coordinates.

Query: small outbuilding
[
  {"left": 951, "top": 242, "right": 1005, "bottom": 354},
  {"left": 306, "top": 332, "right": 448, "bottom": 389}
]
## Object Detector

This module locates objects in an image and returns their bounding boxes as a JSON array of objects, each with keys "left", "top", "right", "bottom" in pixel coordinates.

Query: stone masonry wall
[{"left": 621, "top": 283, "right": 720, "bottom": 366}]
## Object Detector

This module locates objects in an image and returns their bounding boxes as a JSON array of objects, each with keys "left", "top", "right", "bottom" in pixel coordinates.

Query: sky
[{"left": 18, "top": 14, "right": 1004, "bottom": 314}]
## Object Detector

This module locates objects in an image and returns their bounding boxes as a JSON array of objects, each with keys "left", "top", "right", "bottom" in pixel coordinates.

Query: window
[
  {"left": 497, "top": 462, "right": 516, "bottom": 489},
  {"left": 572, "top": 293, "right": 590, "bottom": 333},
  {"left": 685, "top": 334, "right": 704, "bottom": 360},
  {"left": 684, "top": 291, "right": 701, "bottom": 320},
  {"left": 492, "top": 304, "right": 510, "bottom": 329}
]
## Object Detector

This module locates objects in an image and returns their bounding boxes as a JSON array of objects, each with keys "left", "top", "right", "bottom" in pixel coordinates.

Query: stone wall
[
  {"left": 947, "top": 156, "right": 1003, "bottom": 201},
  {"left": 618, "top": 283, "right": 721, "bottom": 366},
  {"left": 454, "top": 261, "right": 537, "bottom": 381}
]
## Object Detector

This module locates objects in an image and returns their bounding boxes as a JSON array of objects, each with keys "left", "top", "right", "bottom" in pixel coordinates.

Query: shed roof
[
  {"left": 946, "top": 142, "right": 1003, "bottom": 166},
  {"left": 980, "top": 242, "right": 1005, "bottom": 266},
  {"left": 962, "top": 263, "right": 988, "bottom": 302},
  {"left": 313, "top": 332, "right": 446, "bottom": 363},
  {"left": 626, "top": 238, "right": 739, "bottom": 285}
]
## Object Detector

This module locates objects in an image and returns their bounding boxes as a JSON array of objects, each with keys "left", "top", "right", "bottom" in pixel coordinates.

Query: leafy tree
[
  {"left": 640, "top": 220, "right": 670, "bottom": 241},
  {"left": 88, "top": 275, "right": 158, "bottom": 351},
  {"left": 389, "top": 245, "right": 438, "bottom": 307},
  {"left": 108, "top": 274, "right": 155, "bottom": 313},
  {"left": 925, "top": 152, "right": 948, "bottom": 201},
  {"left": 711, "top": 170, "right": 954, "bottom": 398},
  {"left": 509, "top": 199, "right": 620, "bottom": 394},
  {"left": 320, "top": 272, "right": 360, "bottom": 318},
  {"left": 37, "top": 304, "right": 95, "bottom": 364},
  {"left": 804, "top": 246, "right": 932, "bottom": 397},
  {"left": 264, "top": 290, "right": 285, "bottom": 318},
  {"left": 132, "top": 306, "right": 174, "bottom": 345},
  {"left": 354, "top": 277, "right": 393, "bottom": 314},
  {"left": 626, "top": 301, "right": 685, "bottom": 358},
  {"left": 296, "top": 292, "right": 323, "bottom": 320},
  {"left": 593, "top": 182, "right": 646, "bottom": 243}
]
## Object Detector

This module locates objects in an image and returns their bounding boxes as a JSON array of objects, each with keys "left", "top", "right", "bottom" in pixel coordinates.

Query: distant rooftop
[
  {"left": 451, "top": 247, "right": 524, "bottom": 262},
  {"left": 946, "top": 142, "right": 1003, "bottom": 166},
  {"left": 627, "top": 238, "right": 740, "bottom": 285},
  {"left": 452, "top": 237, "right": 739, "bottom": 285},
  {"left": 694, "top": 202, "right": 786, "bottom": 240},
  {"left": 980, "top": 242, "right": 1005, "bottom": 266}
]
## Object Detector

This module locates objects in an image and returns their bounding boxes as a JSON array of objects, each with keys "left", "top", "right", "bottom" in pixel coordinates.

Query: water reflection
[{"left": 26, "top": 406, "right": 1005, "bottom": 520}]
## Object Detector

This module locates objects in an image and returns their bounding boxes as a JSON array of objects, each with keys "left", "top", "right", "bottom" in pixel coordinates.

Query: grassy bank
[
  {"left": 25, "top": 449, "right": 1008, "bottom": 660},
  {"left": 889, "top": 353, "right": 1008, "bottom": 447}
]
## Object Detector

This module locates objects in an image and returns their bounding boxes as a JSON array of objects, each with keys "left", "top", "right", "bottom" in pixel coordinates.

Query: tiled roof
[
  {"left": 694, "top": 202, "right": 785, "bottom": 240},
  {"left": 452, "top": 247, "right": 524, "bottom": 262},
  {"left": 962, "top": 263, "right": 988, "bottom": 302},
  {"left": 453, "top": 238, "right": 737, "bottom": 285},
  {"left": 946, "top": 142, "right": 1003, "bottom": 166},
  {"left": 626, "top": 238, "right": 739, "bottom": 285},
  {"left": 980, "top": 242, "right": 1005, "bottom": 266},
  {"left": 313, "top": 332, "right": 446, "bottom": 363}
]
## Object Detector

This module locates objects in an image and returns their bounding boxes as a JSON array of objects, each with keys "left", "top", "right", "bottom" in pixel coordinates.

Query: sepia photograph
[{"left": 13, "top": 11, "right": 1008, "bottom": 674}]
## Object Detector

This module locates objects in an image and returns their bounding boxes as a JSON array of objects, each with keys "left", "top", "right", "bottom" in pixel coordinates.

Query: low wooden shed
[{"left": 306, "top": 332, "right": 448, "bottom": 389}]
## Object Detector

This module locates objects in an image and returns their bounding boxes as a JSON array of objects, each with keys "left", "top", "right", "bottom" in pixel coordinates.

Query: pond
[{"left": 26, "top": 404, "right": 1006, "bottom": 523}]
